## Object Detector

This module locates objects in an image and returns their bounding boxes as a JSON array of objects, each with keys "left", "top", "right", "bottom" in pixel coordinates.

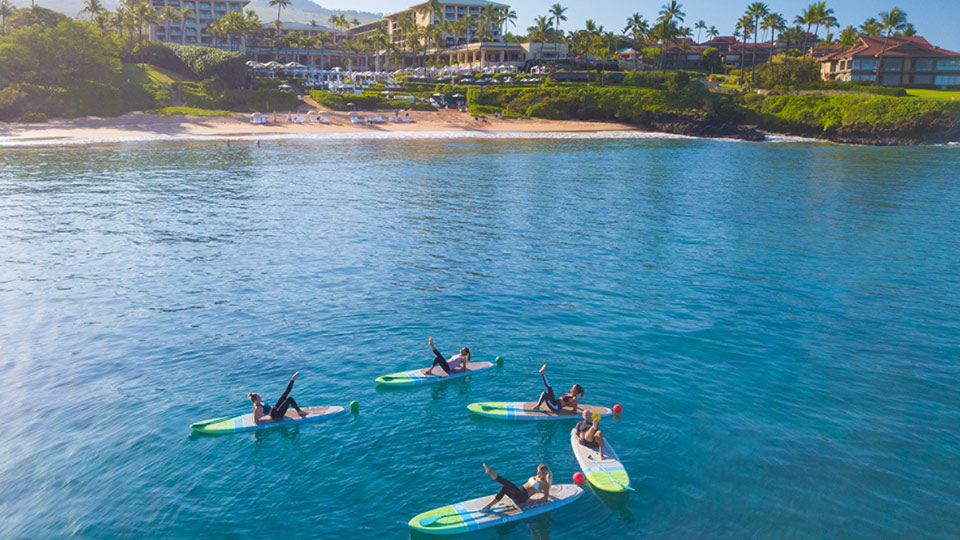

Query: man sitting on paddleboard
[
  {"left": 248, "top": 371, "right": 309, "bottom": 423},
  {"left": 423, "top": 336, "right": 470, "bottom": 377},
  {"left": 479, "top": 463, "right": 552, "bottom": 511},
  {"left": 575, "top": 410, "right": 606, "bottom": 460},
  {"left": 534, "top": 364, "right": 583, "bottom": 413}
]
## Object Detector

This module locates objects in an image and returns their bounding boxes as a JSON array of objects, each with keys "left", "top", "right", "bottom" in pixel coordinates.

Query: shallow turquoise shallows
[{"left": 1, "top": 136, "right": 959, "bottom": 539}]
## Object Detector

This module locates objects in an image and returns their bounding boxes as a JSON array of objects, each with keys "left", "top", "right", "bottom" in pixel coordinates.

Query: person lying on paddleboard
[
  {"left": 479, "top": 463, "right": 552, "bottom": 511},
  {"left": 575, "top": 409, "right": 606, "bottom": 459},
  {"left": 248, "top": 371, "right": 308, "bottom": 423},
  {"left": 534, "top": 364, "right": 583, "bottom": 413},
  {"left": 423, "top": 336, "right": 470, "bottom": 377}
]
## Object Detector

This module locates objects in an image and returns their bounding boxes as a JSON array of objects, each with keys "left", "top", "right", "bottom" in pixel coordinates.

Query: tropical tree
[
  {"left": 694, "top": 19, "right": 705, "bottom": 42},
  {"left": 794, "top": 4, "right": 814, "bottom": 54},
  {"left": 761, "top": 12, "right": 785, "bottom": 63},
  {"left": 269, "top": 0, "right": 291, "bottom": 37},
  {"left": 838, "top": 25, "right": 859, "bottom": 48},
  {"left": 734, "top": 13, "right": 754, "bottom": 83},
  {"left": 0, "top": 0, "right": 15, "bottom": 34},
  {"left": 707, "top": 25, "right": 719, "bottom": 40},
  {"left": 179, "top": 6, "right": 192, "bottom": 43},
  {"left": 860, "top": 18, "right": 882, "bottom": 37},
  {"left": 745, "top": 3, "right": 769, "bottom": 80},
  {"left": 900, "top": 23, "right": 916, "bottom": 37},
  {"left": 80, "top": 0, "right": 103, "bottom": 20},
  {"left": 809, "top": 1, "right": 835, "bottom": 45},
  {"left": 624, "top": 13, "right": 648, "bottom": 45},
  {"left": 549, "top": 3, "right": 566, "bottom": 33},
  {"left": 659, "top": 0, "right": 685, "bottom": 24},
  {"left": 526, "top": 15, "right": 552, "bottom": 63},
  {"left": 500, "top": 7, "right": 516, "bottom": 36},
  {"left": 309, "top": 19, "right": 317, "bottom": 27},
  {"left": 874, "top": 7, "right": 907, "bottom": 85}
]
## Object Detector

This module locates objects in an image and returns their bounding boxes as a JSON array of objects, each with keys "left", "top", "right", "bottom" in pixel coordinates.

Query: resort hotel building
[
  {"left": 818, "top": 36, "right": 960, "bottom": 88},
  {"left": 148, "top": 0, "right": 249, "bottom": 46}
]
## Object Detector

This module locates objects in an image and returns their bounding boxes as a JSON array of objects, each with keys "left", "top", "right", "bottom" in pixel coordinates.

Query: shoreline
[{"left": 0, "top": 110, "right": 643, "bottom": 146}]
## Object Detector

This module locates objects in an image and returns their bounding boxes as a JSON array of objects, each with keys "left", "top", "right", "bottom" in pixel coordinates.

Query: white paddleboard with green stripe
[
  {"left": 408, "top": 484, "right": 583, "bottom": 535},
  {"left": 467, "top": 401, "right": 613, "bottom": 421},
  {"left": 570, "top": 428, "right": 631, "bottom": 492},
  {"left": 375, "top": 361, "right": 493, "bottom": 386},
  {"left": 190, "top": 405, "right": 346, "bottom": 434}
]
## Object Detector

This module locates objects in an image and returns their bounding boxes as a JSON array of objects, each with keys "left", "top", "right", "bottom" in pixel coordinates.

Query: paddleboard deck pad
[
  {"left": 190, "top": 405, "right": 346, "bottom": 434},
  {"left": 409, "top": 484, "right": 583, "bottom": 535},
  {"left": 376, "top": 361, "right": 494, "bottom": 386},
  {"left": 570, "top": 428, "right": 630, "bottom": 492},
  {"left": 467, "top": 402, "right": 613, "bottom": 421}
]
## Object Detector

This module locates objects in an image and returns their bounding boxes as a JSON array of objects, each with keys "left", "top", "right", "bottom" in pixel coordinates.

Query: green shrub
[
  {"left": 126, "top": 42, "right": 192, "bottom": 78},
  {"left": 19, "top": 110, "right": 47, "bottom": 122},
  {"left": 166, "top": 44, "right": 246, "bottom": 88},
  {"left": 308, "top": 90, "right": 432, "bottom": 111},
  {"left": 468, "top": 104, "right": 502, "bottom": 116},
  {"left": 752, "top": 58, "right": 822, "bottom": 89}
]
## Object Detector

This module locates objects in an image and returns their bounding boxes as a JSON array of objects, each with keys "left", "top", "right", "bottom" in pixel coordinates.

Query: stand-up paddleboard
[
  {"left": 376, "top": 362, "right": 494, "bottom": 387},
  {"left": 190, "top": 405, "right": 346, "bottom": 434},
  {"left": 467, "top": 402, "right": 613, "bottom": 421},
  {"left": 408, "top": 484, "right": 583, "bottom": 535},
  {"left": 569, "top": 428, "right": 631, "bottom": 492}
]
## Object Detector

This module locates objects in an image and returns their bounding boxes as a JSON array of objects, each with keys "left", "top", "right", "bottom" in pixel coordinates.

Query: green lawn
[
  {"left": 118, "top": 63, "right": 189, "bottom": 86},
  {"left": 152, "top": 106, "right": 233, "bottom": 117},
  {"left": 906, "top": 88, "right": 960, "bottom": 101}
]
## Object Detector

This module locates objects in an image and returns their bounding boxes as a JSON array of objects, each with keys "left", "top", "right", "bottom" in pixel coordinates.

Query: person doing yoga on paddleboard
[
  {"left": 248, "top": 371, "right": 309, "bottom": 424},
  {"left": 423, "top": 336, "right": 470, "bottom": 377},
  {"left": 479, "top": 463, "right": 553, "bottom": 511},
  {"left": 575, "top": 409, "right": 606, "bottom": 459},
  {"left": 534, "top": 364, "right": 583, "bottom": 413}
]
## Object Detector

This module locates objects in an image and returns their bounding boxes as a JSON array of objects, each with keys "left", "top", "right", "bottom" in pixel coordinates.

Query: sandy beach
[{"left": 0, "top": 109, "right": 637, "bottom": 144}]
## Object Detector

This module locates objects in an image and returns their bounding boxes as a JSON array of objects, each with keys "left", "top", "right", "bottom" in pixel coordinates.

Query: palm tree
[
  {"left": 745, "top": 2, "right": 769, "bottom": 80},
  {"left": 1, "top": 0, "right": 15, "bottom": 35},
  {"left": 761, "top": 12, "right": 785, "bottom": 62},
  {"left": 794, "top": 4, "right": 815, "bottom": 55},
  {"left": 860, "top": 18, "right": 882, "bottom": 37},
  {"left": 735, "top": 14, "right": 754, "bottom": 83},
  {"left": 900, "top": 23, "right": 916, "bottom": 37},
  {"left": 527, "top": 15, "right": 553, "bottom": 64},
  {"left": 80, "top": 0, "right": 103, "bottom": 20},
  {"left": 178, "top": 6, "right": 192, "bottom": 43},
  {"left": 269, "top": 0, "right": 291, "bottom": 44},
  {"left": 549, "top": 3, "right": 566, "bottom": 33},
  {"left": 809, "top": 2, "right": 835, "bottom": 46},
  {"left": 707, "top": 25, "right": 719, "bottom": 40},
  {"left": 874, "top": 7, "right": 907, "bottom": 85},
  {"left": 624, "top": 13, "right": 649, "bottom": 46},
  {"left": 501, "top": 7, "right": 516, "bottom": 36},
  {"left": 694, "top": 19, "right": 706, "bottom": 43},
  {"left": 659, "top": 0, "right": 685, "bottom": 24},
  {"left": 417, "top": 0, "right": 442, "bottom": 27}
]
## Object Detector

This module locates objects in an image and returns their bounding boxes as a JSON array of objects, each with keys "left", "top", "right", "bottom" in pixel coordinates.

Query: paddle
[
  {"left": 477, "top": 403, "right": 577, "bottom": 414},
  {"left": 588, "top": 456, "right": 634, "bottom": 492},
  {"left": 190, "top": 416, "right": 233, "bottom": 428},
  {"left": 419, "top": 507, "right": 505, "bottom": 527}
]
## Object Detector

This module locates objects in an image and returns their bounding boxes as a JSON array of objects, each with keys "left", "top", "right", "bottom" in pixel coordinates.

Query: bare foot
[
  {"left": 298, "top": 409, "right": 309, "bottom": 417},
  {"left": 428, "top": 336, "right": 433, "bottom": 348},
  {"left": 539, "top": 364, "right": 546, "bottom": 375}
]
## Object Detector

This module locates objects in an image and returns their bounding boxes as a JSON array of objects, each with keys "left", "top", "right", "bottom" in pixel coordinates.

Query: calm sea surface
[{"left": 1, "top": 135, "right": 958, "bottom": 539}]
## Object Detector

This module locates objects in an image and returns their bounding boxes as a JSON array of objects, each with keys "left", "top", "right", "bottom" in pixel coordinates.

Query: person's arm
[
  {"left": 253, "top": 403, "right": 264, "bottom": 424},
  {"left": 454, "top": 355, "right": 467, "bottom": 372}
]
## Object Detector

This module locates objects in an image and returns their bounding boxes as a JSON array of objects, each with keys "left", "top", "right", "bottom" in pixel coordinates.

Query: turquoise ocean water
[{"left": 1, "top": 134, "right": 958, "bottom": 538}]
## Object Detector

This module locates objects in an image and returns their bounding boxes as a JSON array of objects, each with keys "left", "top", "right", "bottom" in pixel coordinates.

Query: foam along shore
[{"left": 0, "top": 110, "right": 638, "bottom": 145}]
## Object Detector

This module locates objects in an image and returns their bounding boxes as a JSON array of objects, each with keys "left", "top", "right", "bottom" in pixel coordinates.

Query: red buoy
[
  {"left": 613, "top": 403, "right": 623, "bottom": 414},
  {"left": 573, "top": 472, "right": 585, "bottom": 484}
]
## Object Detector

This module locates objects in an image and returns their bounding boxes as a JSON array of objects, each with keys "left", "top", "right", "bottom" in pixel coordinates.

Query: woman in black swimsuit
[
  {"left": 534, "top": 364, "right": 583, "bottom": 412},
  {"left": 248, "top": 371, "right": 308, "bottom": 423}
]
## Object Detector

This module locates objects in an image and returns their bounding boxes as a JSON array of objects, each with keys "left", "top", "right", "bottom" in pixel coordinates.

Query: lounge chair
[
  {"left": 350, "top": 116, "right": 361, "bottom": 124},
  {"left": 388, "top": 116, "right": 398, "bottom": 122},
  {"left": 402, "top": 116, "right": 414, "bottom": 123},
  {"left": 364, "top": 116, "right": 374, "bottom": 123},
  {"left": 374, "top": 116, "right": 384, "bottom": 123},
  {"left": 320, "top": 116, "right": 331, "bottom": 123}
]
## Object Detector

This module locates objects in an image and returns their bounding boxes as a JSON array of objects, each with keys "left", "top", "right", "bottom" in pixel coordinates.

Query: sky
[{"left": 319, "top": 0, "right": 960, "bottom": 51}]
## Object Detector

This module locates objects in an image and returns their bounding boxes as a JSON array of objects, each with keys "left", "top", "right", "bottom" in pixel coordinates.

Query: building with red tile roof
[{"left": 819, "top": 35, "right": 960, "bottom": 87}]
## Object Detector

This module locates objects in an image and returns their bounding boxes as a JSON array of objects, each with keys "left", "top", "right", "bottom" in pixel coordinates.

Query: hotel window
[
  {"left": 936, "top": 59, "right": 960, "bottom": 70},
  {"left": 934, "top": 75, "right": 960, "bottom": 85},
  {"left": 913, "top": 58, "right": 933, "bottom": 71},
  {"left": 851, "top": 73, "right": 873, "bottom": 81},
  {"left": 881, "top": 58, "right": 902, "bottom": 71},
  {"left": 881, "top": 73, "right": 901, "bottom": 85},
  {"left": 913, "top": 74, "right": 932, "bottom": 84},
  {"left": 852, "top": 58, "right": 877, "bottom": 70}
]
